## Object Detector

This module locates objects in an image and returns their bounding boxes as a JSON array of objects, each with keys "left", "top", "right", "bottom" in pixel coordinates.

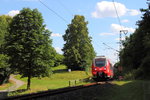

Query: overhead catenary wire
[
  {"left": 112, "top": 0, "right": 129, "bottom": 53},
  {"left": 38, "top": 0, "right": 68, "bottom": 24},
  {"left": 38, "top": 0, "right": 118, "bottom": 61},
  {"left": 112, "top": 0, "right": 123, "bottom": 30},
  {"left": 102, "top": 43, "right": 119, "bottom": 52},
  {"left": 56, "top": 0, "right": 74, "bottom": 16},
  {"left": 112, "top": 0, "right": 128, "bottom": 35}
]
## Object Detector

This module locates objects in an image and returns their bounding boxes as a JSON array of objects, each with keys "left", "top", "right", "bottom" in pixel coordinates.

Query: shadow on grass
[
  {"left": 52, "top": 69, "right": 68, "bottom": 74},
  {"left": 0, "top": 89, "right": 27, "bottom": 99},
  {"left": 94, "top": 80, "right": 149, "bottom": 100},
  {"left": 0, "top": 81, "right": 149, "bottom": 100}
]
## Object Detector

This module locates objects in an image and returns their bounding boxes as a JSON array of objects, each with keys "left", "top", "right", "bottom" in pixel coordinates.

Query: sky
[{"left": 0, "top": 0, "right": 148, "bottom": 64}]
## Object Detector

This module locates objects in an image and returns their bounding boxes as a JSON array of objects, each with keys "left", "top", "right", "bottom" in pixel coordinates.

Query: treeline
[
  {"left": 120, "top": 3, "right": 150, "bottom": 80},
  {"left": 0, "top": 8, "right": 95, "bottom": 89}
]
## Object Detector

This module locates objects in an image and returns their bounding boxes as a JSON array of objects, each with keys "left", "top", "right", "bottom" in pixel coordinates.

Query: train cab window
[{"left": 95, "top": 59, "right": 106, "bottom": 67}]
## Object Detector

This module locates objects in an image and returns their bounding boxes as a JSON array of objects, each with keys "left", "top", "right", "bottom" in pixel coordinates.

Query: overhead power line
[
  {"left": 102, "top": 43, "right": 119, "bottom": 52},
  {"left": 56, "top": 0, "right": 73, "bottom": 16},
  {"left": 38, "top": 0, "right": 68, "bottom": 23},
  {"left": 112, "top": 0, "right": 128, "bottom": 52},
  {"left": 112, "top": 0, "right": 123, "bottom": 29}
]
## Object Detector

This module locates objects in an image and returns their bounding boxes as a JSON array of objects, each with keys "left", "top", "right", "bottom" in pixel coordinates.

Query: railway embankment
[
  {"left": 1, "top": 80, "right": 150, "bottom": 100},
  {"left": 3, "top": 82, "right": 113, "bottom": 100}
]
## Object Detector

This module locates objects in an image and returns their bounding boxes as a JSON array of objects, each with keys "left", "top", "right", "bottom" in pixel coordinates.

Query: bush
[
  {"left": 0, "top": 54, "right": 10, "bottom": 85},
  {"left": 54, "top": 54, "right": 64, "bottom": 67},
  {"left": 140, "top": 56, "right": 150, "bottom": 80},
  {"left": 124, "top": 68, "right": 143, "bottom": 80}
]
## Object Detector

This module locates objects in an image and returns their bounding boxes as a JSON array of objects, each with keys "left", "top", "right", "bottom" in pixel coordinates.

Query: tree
[
  {"left": 138, "top": 3, "right": 150, "bottom": 79},
  {"left": 62, "top": 15, "right": 95, "bottom": 70},
  {"left": 6, "top": 8, "right": 55, "bottom": 89},
  {"left": 54, "top": 53, "right": 64, "bottom": 67},
  {"left": 0, "top": 15, "right": 12, "bottom": 85},
  {"left": 0, "top": 15, "right": 12, "bottom": 46},
  {"left": 120, "top": 1, "right": 150, "bottom": 79}
]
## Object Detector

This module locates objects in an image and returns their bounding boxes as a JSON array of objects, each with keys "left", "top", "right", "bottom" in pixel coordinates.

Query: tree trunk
[{"left": 27, "top": 75, "right": 31, "bottom": 90}]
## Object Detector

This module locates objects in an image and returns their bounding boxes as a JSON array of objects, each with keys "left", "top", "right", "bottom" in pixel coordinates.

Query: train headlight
[
  {"left": 104, "top": 67, "right": 107, "bottom": 70},
  {"left": 93, "top": 68, "right": 97, "bottom": 70}
]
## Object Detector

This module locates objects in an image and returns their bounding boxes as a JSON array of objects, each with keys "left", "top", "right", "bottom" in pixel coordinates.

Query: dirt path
[{"left": 0, "top": 75, "right": 25, "bottom": 92}]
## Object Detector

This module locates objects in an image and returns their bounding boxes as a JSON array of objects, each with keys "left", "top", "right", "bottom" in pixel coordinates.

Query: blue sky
[{"left": 0, "top": 0, "right": 148, "bottom": 64}]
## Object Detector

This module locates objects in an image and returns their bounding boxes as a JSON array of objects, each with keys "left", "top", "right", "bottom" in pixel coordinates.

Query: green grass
[
  {"left": 95, "top": 80, "right": 149, "bottom": 100},
  {"left": 11, "top": 65, "right": 91, "bottom": 95},
  {"left": 51, "top": 65, "right": 67, "bottom": 71},
  {"left": 8, "top": 65, "right": 150, "bottom": 100},
  {"left": 0, "top": 81, "right": 13, "bottom": 90},
  {"left": 112, "top": 80, "right": 132, "bottom": 86}
]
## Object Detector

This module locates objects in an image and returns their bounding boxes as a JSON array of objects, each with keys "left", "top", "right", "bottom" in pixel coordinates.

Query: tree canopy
[
  {"left": 0, "top": 15, "right": 12, "bottom": 85},
  {"left": 120, "top": 2, "right": 150, "bottom": 79},
  {"left": 63, "top": 15, "right": 95, "bottom": 70},
  {"left": 6, "top": 8, "right": 55, "bottom": 89}
]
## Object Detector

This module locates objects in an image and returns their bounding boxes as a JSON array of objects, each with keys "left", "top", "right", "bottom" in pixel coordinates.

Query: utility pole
[
  {"left": 119, "top": 30, "right": 128, "bottom": 63},
  {"left": 118, "top": 30, "right": 128, "bottom": 79},
  {"left": 119, "top": 30, "right": 128, "bottom": 51}
]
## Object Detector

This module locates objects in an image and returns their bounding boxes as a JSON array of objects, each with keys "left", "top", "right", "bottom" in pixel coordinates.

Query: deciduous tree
[
  {"left": 120, "top": 2, "right": 150, "bottom": 79},
  {"left": 0, "top": 15, "right": 12, "bottom": 84},
  {"left": 63, "top": 15, "right": 95, "bottom": 70},
  {"left": 6, "top": 8, "right": 55, "bottom": 89}
]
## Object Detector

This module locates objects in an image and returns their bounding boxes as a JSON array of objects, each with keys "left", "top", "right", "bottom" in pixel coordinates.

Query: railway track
[{"left": 2, "top": 81, "right": 112, "bottom": 100}]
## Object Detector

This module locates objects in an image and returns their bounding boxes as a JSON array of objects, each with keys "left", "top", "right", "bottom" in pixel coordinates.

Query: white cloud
[
  {"left": 92, "top": 1, "right": 126, "bottom": 18},
  {"left": 99, "top": 24, "right": 135, "bottom": 36},
  {"left": 7, "top": 10, "right": 19, "bottom": 17},
  {"left": 111, "top": 24, "right": 135, "bottom": 34},
  {"left": 121, "top": 19, "right": 129, "bottom": 23},
  {"left": 55, "top": 47, "right": 63, "bottom": 54},
  {"left": 51, "top": 33, "right": 62, "bottom": 37},
  {"left": 92, "top": 1, "right": 140, "bottom": 18},
  {"left": 128, "top": 9, "right": 140, "bottom": 16},
  {"left": 99, "top": 32, "right": 115, "bottom": 36}
]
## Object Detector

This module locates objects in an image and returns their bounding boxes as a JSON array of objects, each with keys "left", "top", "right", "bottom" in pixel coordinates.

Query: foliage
[
  {"left": 0, "top": 54, "right": 11, "bottom": 85},
  {"left": 0, "top": 54, "right": 9, "bottom": 69},
  {"left": 54, "top": 53, "right": 64, "bottom": 67},
  {"left": 62, "top": 15, "right": 95, "bottom": 70},
  {"left": 0, "top": 15, "right": 12, "bottom": 85},
  {"left": 123, "top": 68, "right": 143, "bottom": 80},
  {"left": 6, "top": 8, "right": 55, "bottom": 89},
  {"left": 0, "top": 15, "right": 12, "bottom": 46},
  {"left": 120, "top": 2, "right": 150, "bottom": 79}
]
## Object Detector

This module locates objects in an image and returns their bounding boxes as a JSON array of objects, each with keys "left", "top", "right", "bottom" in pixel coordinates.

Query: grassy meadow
[
  {"left": 1, "top": 65, "right": 150, "bottom": 100},
  {"left": 9, "top": 65, "right": 91, "bottom": 95}
]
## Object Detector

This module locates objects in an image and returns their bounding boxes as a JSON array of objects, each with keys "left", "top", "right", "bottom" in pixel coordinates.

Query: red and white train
[{"left": 92, "top": 56, "right": 114, "bottom": 81}]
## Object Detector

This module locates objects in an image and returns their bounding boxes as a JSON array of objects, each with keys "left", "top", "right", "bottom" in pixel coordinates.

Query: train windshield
[{"left": 95, "top": 58, "right": 106, "bottom": 67}]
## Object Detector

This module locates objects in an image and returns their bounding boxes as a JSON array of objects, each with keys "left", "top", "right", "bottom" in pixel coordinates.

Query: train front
[{"left": 92, "top": 57, "right": 108, "bottom": 80}]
